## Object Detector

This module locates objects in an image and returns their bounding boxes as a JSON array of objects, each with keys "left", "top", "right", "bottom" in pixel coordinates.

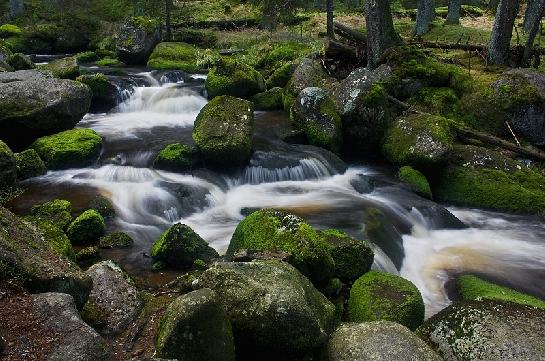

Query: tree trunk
[
  {"left": 415, "top": 0, "right": 436, "bottom": 36},
  {"left": 489, "top": 0, "right": 501, "bottom": 12},
  {"left": 165, "top": 0, "right": 173, "bottom": 41},
  {"left": 327, "top": 0, "right": 335, "bottom": 38},
  {"left": 487, "top": 0, "right": 520, "bottom": 66},
  {"left": 446, "top": 0, "right": 461, "bottom": 24},
  {"left": 8, "top": 0, "right": 24, "bottom": 18},
  {"left": 364, "top": 0, "right": 402, "bottom": 69},
  {"left": 522, "top": 0, "right": 545, "bottom": 65},
  {"left": 523, "top": 0, "right": 543, "bottom": 32}
]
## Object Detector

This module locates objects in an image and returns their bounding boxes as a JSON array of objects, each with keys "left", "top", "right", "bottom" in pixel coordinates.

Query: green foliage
[
  {"left": 7, "top": 53, "right": 34, "bottom": 70},
  {"left": 348, "top": 271, "right": 425, "bottom": 330},
  {"left": 398, "top": 166, "right": 432, "bottom": 199},
  {"left": 66, "top": 209, "right": 105, "bottom": 245},
  {"left": 31, "top": 129, "right": 103, "bottom": 170},
  {"left": 154, "top": 143, "right": 198, "bottom": 173},
  {"left": 172, "top": 29, "right": 218, "bottom": 48},
  {"left": 0, "top": 24, "right": 22, "bottom": 38},
  {"left": 205, "top": 58, "right": 265, "bottom": 98},
  {"left": 14, "top": 149, "right": 46, "bottom": 180},
  {"left": 30, "top": 199, "right": 72, "bottom": 230},
  {"left": 255, "top": 41, "right": 313, "bottom": 75},
  {"left": 457, "top": 275, "right": 545, "bottom": 309},
  {"left": 227, "top": 209, "right": 335, "bottom": 283},
  {"left": 251, "top": 87, "right": 283, "bottom": 110},
  {"left": 148, "top": 42, "right": 203, "bottom": 73},
  {"left": 95, "top": 57, "right": 124, "bottom": 67},
  {"left": 75, "top": 51, "right": 99, "bottom": 63}
]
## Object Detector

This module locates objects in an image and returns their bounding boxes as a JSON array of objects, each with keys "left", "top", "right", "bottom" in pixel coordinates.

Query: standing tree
[
  {"left": 165, "top": 0, "right": 173, "bottom": 41},
  {"left": 522, "top": 0, "right": 545, "bottom": 65},
  {"left": 446, "top": 0, "right": 461, "bottom": 24},
  {"left": 415, "top": 0, "right": 436, "bottom": 36},
  {"left": 364, "top": 0, "right": 402, "bottom": 69},
  {"left": 523, "top": 0, "right": 542, "bottom": 32},
  {"left": 8, "top": 0, "right": 24, "bottom": 18},
  {"left": 327, "top": 0, "right": 334, "bottom": 38},
  {"left": 488, "top": 0, "right": 519, "bottom": 66}
]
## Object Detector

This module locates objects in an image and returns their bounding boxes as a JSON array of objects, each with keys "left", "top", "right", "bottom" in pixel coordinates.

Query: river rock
[
  {"left": 0, "top": 70, "right": 91, "bottom": 150},
  {"left": 0, "top": 206, "right": 92, "bottom": 308},
  {"left": 7, "top": 53, "right": 35, "bottom": 70},
  {"left": 193, "top": 95, "right": 254, "bottom": 167},
  {"left": 116, "top": 17, "right": 161, "bottom": 65},
  {"left": 76, "top": 73, "right": 119, "bottom": 113},
  {"left": 205, "top": 58, "right": 265, "bottom": 99},
  {"left": 0, "top": 140, "right": 16, "bottom": 188},
  {"left": 155, "top": 288, "right": 235, "bottom": 361},
  {"left": 31, "top": 199, "right": 73, "bottom": 230},
  {"left": 195, "top": 260, "right": 336, "bottom": 358},
  {"left": 363, "top": 207, "right": 405, "bottom": 269},
  {"left": 324, "top": 321, "right": 442, "bottom": 361},
  {"left": 417, "top": 300, "right": 545, "bottom": 361},
  {"left": 66, "top": 209, "right": 106, "bottom": 245},
  {"left": 14, "top": 148, "right": 46, "bottom": 180},
  {"left": 42, "top": 56, "right": 80, "bottom": 79},
  {"left": 292, "top": 87, "right": 343, "bottom": 153},
  {"left": 85, "top": 260, "right": 143, "bottom": 335},
  {"left": 153, "top": 143, "right": 199, "bottom": 173}
]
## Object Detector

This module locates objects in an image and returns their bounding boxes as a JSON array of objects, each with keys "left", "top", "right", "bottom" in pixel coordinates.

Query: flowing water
[{"left": 10, "top": 70, "right": 545, "bottom": 317}]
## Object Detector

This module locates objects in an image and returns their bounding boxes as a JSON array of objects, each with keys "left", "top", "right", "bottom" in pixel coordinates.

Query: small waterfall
[{"left": 117, "top": 85, "right": 207, "bottom": 114}]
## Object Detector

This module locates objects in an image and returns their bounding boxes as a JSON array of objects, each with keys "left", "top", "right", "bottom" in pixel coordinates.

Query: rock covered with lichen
[
  {"left": 205, "top": 58, "right": 265, "bottom": 99},
  {"left": 14, "top": 148, "right": 46, "bottom": 179},
  {"left": 116, "top": 17, "right": 161, "bottom": 65}
]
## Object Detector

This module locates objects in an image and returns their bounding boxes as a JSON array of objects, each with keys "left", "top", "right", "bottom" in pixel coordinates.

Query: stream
[{"left": 9, "top": 69, "right": 545, "bottom": 318}]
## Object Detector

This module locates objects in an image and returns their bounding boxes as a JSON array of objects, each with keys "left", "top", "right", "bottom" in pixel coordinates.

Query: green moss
[
  {"left": 383, "top": 113, "right": 454, "bottom": 169},
  {"left": 154, "top": 143, "right": 198, "bottom": 172},
  {"left": 321, "top": 229, "right": 374, "bottom": 282},
  {"left": 96, "top": 57, "right": 124, "bottom": 67},
  {"left": 31, "top": 218, "right": 76, "bottom": 261},
  {"left": 266, "top": 62, "right": 297, "bottom": 88},
  {"left": 76, "top": 73, "right": 110, "bottom": 97},
  {"left": 66, "top": 209, "right": 105, "bottom": 245},
  {"left": 226, "top": 209, "right": 335, "bottom": 283},
  {"left": 76, "top": 246, "right": 101, "bottom": 266},
  {"left": 151, "top": 223, "right": 218, "bottom": 269},
  {"left": 148, "top": 42, "right": 203, "bottom": 73},
  {"left": 14, "top": 149, "right": 46, "bottom": 180},
  {"left": 255, "top": 41, "right": 312, "bottom": 75},
  {"left": 7, "top": 53, "right": 34, "bottom": 70},
  {"left": 41, "top": 56, "right": 79, "bottom": 79},
  {"left": 31, "top": 129, "right": 103, "bottom": 170},
  {"left": 399, "top": 166, "right": 432, "bottom": 199},
  {"left": 348, "top": 271, "right": 425, "bottom": 330},
  {"left": 250, "top": 87, "right": 283, "bottom": 111},
  {"left": 172, "top": 28, "right": 217, "bottom": 48},
  {"left": 98, "top": 232, "right": 134, "bottom": 249},
  {"left": 31, "top": 199, "right": 72, "bottom": 230},
  {"left": 81, "top": 300, "right": 108, "bottom": 331},
  {"left": 0, "top": 24, "right": 22, "bottom": 37},
  {"left": 75, "top": 51, "right": 99, "bottom": 63},
  {"left": 2, "top": 36, "right": 25, "bottom": 53},
  {"left": 458, "top": 275, "right": 545, "bottom": 309},
  {"left": 205, "top": 58, "right": 265, "bottom": 98},
  {"left": 408, "top": 87, "right": 461, "bottom": 118}
]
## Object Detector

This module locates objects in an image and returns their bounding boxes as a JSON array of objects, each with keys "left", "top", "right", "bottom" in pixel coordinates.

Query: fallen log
[
  {"left": 325, "top": 39, "right": 359, "bottom": 61},
  {"left": 333, "top": 22, "right": 367, "bottom": 44}
]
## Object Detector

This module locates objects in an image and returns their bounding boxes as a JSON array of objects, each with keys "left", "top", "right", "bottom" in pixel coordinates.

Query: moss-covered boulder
[
  {"left": 75, "top": 246, "right": 101, "bottom": 267},
  {"left": 292, "top": 87, "right": 343, "bottom": 153},
  {"left": 0, "top": 140, "right": 16, "bottom": 188},
  {"left": 76, "top": 73, "right": 118, "bottom": 113},
  {"left": 0, "top": 206, "right": 92, "bottom": 308},
  {"left": 251, "top": 87, "right": 283, "bottom": 110},
  {"left": 31, "top": 218, "right": 76, "bottom": 261},
  {"left": 193, "top": 96, "right": 254, "bottom": 167},
  {"left": 457, "top": 275, "right": 545, "bottom": 309},
  {"left": 14, "top": 149, "right": 46, "bottom": 180},
  {"left": 88, "top": 195, "right": 115, "bottom": 219},
  {"left": 324, "top": 321, "right": 442, "bottom": 361},
  {"left": 172, "top": 28, "right": 218, "bottom": 48},
  {"left": 226, "top": 209, "right": 334, "bottom": 283},
  {"left": 0, "top": 70, "right": 92, "bottom": 150},
  {"left": 383, "top": 113, "right": 454, "bottom": 169},
  {"left": 66, "top": 209, "right": 105, "bottom": 245},
  {"left": 266, "top": 61, "right": 297, "bottom": 88},
  {"left": 321, "top": 229, "right": 374, "bottom": 282},
  {"left": 30, "top": 199, "right": 72, "bottom": 230},
  {"left": 399, "top": 166, "right": 432, "bottom": 199},
  {"left": 417, "top": 300, "right": 545, "bottom": 361},
  {"left": 154, "top": 143, "right": 199, "bottom": 173},
  {"left": 195, "top": 260, "right": 336, "bottom": 358},
  {"left": 435, "top": 145, "right": 545, "bottom": 213},
  {"left": 41, "top": 56, "right": 79, "bottom": 79},
  {"left": 115, "top": 17, "right": 161, "bottom": 65},
  {"left": 151, "top": 223, "right": 218, "bottom": 269},
  {"left": 205, "top": 58, "right": 265, "bottom": 98},
  {"left": 98, "top": 232, "right": 134, "bottom": 249},
  {"left": 31, "top": 128, "right": 103, "bottom": 170},
  {"left": 148, "top": 42, "right": 202, "bottom": 73},
  {"left": 156, "top": 288, "right": 235, "bottom": 361},
  {"left": 348, "top": 271, "right": 425, "bottom": 330},
  {"left": 255, "top": 41, "right": 313, "bottom": 76},
  {"left": 7, "top": 53, "right": 35, "bottom": 70}
]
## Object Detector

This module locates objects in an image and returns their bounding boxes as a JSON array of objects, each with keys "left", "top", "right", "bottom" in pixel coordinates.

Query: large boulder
[
  {"left": 0, "top": 206, "right": 92, "bottom": 308},
  {"left": 195, "top": 260, "right": 336, "bottom": 358},
  {"left": 324, "top": 321, "right": 442, "bottom": 361},
  {"left": 0, "top": 140, "right": 16, "bottom": 188},
  {"left": 398, "top": 165, "right": 432, "bottom": 199},
  {"left": 348, "top": 271, "right": 425, "bottom": 330},
  {"left": 116, "top": 17, "right": 161, "bottom": 65},
  {"left": 31, "top": 128, "right": 103, "bottom": 170},
  {"left": 1, "top": 291, "right": 110, "bottom": 361},
  {"left": 292, "top": 87, "right": 343, "bottom": 153},
  {"left": 205, "top": 58, "right": 265, "bottom": 99},
  {"left": 0, "top": 70, "right": 92, "bottom": 150},
  {"left": 417, "top": 300, "right": 545, "bottom": 361},
  {"left": 155, "top": 289, "right": 235, "bottom": 361},
  {"left": 193, "top": 96, "right": 254, "bottom": 167},
  {"left": 41, "top": 56, "right": 80, "bottom": 79},
  {"left": 150, "top": 223, "right": 219, "bottom": 269},
  {"left": 85, "top": 260, "right": 143, "bottom": 335},
  {"left": 226, "top": 209, "right": 335, "bottom": 283}
]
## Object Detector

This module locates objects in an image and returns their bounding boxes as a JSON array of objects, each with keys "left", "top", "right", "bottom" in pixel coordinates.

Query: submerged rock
[
  {"left": 116, "top": 17, "right": 161, "bottom": 65},
  {"left": 324, "top": 321, "right": 442, "bottom": 361},
  {"left": 195, "top": 260, "right": 336, "bottom": 358},
  {"left": 205, "top": 58, "right": 265, "bottom": 99},
  {"left": 155, "top": 288, "right": 235, "bottom": 361},
  {"left": 0, "top": 70, "right": 91, "bottom": 150}
]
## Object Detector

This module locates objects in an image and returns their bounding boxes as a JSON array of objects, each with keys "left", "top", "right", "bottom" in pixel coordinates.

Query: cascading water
[{"left": 13, "top": 70, "right": 545, "bottom": 318}]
